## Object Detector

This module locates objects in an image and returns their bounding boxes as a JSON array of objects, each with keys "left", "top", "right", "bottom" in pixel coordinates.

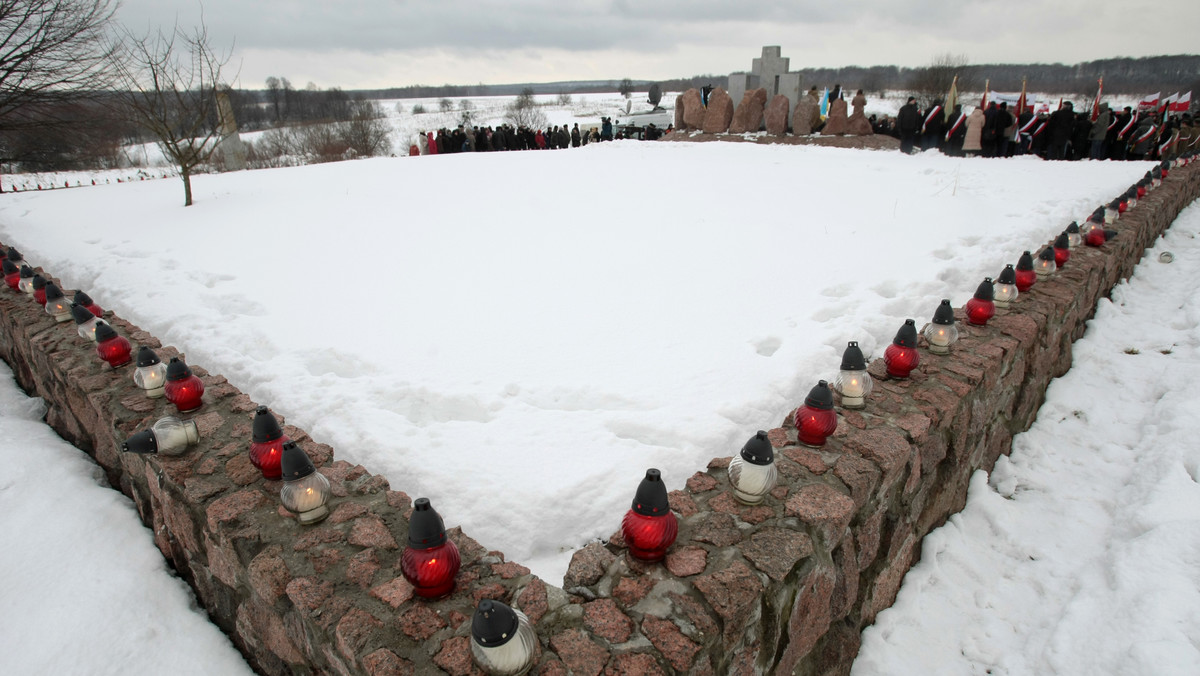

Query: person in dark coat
[
  {"left": 1108, "top": 107, "right": 1132, "bottom": 160},
  {"left": 995, "top": 103, "right": 1014, "bottom": 157},
  {"left": 571, "top": 124, "right": 581, "bottom": 147},
  {"left": 944, "top": 104, "right": 967, "bottom": 156},
  {"left": 922, "top": 99, "right": 945, "bottom": 151},
  {"left": 1045, "top": 101, "right": 1075, "bottom": 160},
  {"left": 897, "top": 97, "right": 921, "bottom": 154},
  {"left": 1071, "top": 113, "right": 1092, "bottom": 160},
  {"left": 981, "top": 102, "right": 1000, "bottom": 157}
]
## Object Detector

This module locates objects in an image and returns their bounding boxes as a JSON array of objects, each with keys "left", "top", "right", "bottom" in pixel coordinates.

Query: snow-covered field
[
  {"left": 0, "top": 131, "right": 1193, "bottom": 673},
  {"left": 0, "top": 140, "right": 1156, "bottom": 581}
]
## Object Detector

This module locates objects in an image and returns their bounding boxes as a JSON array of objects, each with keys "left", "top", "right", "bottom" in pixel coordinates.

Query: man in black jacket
[
  {"left": 897, "top": 97, "right": 920, "bottom": 154},
  {"left": 1045, "top": 102, "right": 1075, "bottom": 160}
]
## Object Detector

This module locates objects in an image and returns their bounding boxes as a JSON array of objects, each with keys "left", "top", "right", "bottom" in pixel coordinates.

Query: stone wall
[{"left": 0, "top": 161, "right": 1196, "bottom": 675}]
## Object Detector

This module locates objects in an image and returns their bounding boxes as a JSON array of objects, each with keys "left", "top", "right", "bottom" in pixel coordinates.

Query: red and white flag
[
  {"left": 1159, "top": 93, "right": 1178, "bottom": 115},
  {"left": 1137, "top": 92, "right": 1160, "bottom": 112},
  {"left": 1090, "top": 77, "right": 1103, "bottom": 122},
  {"left": 1170, "top": 91, "right": 1191, "bottom": 113},
  {"left": 980, "top": 79, "right": 989, "bottom": 109}
]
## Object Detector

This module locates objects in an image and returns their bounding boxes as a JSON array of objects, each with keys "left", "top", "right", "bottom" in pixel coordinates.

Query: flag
[
  {"left": 1090, "top": 77, "right": 1103, "bottom": 122},
  {"left": 1159, "top": 92, "right": 1178, "bottom": 115},
  {"left": 944, "top": 75, "right": 958, "bottom": 123},
  {"left": 1138, "top": 92, "right": 1160, "bottom": 112},
  {"left": 1013, "top": 80, "right": 1028, "bottom": 142},
  {"left": 1057, "top": 97, "right": 1063, "bottom": 111},
  {"left": 819, "top": 88, "right": 829, "bottom": 120},
  {"left": 1169, "top": 91, "right": 1191, "bottom": 113},
  {"left": 980, "top": 79, "right": 989, "bottom": 109}
]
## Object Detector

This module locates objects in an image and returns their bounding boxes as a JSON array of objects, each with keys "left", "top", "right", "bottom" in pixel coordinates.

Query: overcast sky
[{"left": 113, "top": 0, "right": 1199, "bottom": 91}]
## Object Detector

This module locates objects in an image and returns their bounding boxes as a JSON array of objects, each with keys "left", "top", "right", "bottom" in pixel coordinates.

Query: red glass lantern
[
  {"left": 74, "top": 290, "right": 103, "bottom": 317},
  {"left": 1084, "top": 217, "right": 1106, "bottom": 247},
  {"left": 95, "top": 323, "right": 132, "bottom": 367},
  {"left": 401, "top": 498, "right": 461, "bottom": 598},
  {"left": 31, "top": 274, "right": 47, "bottom": 305},
  {"left": 2, "top": 260, "right": 19, "bottom": 290},
  {"left": 965, "top": 278, "right": 996, "bottom": 326},
  {"left": 1015, "top": 251, "right": 1037, "bottom": 293},
  {"left": 1053, "top": 233, "right": 1070, "bottom": 268},
  {"left": 1117, "top": 198, "right": 1128, "bottom": 214},
  {"left": 794, "top": 380, "right": 838, "bottom": 448},
  {"left": 250, "top": 405, "right": 288, "bottom": 480},
  {"left": 884, "top": 319, "right": 920, "bottom": 378},
  {"left": 164, "top": 357, "right": 204, "bottom": 413},
  {"left": 1136, "top": 183, "right": 1146, "bottom": 199},
  {"left": 621, "top": 468, "right": 677, "bottom": 562}
]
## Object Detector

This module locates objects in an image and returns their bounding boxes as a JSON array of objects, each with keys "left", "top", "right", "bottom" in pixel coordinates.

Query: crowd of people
[
  {"left": 878, "top": 97, "right": 1195, "bottom": 162},
  {"left": 410, "top": 116, "right": 653, "bottom": 155}
]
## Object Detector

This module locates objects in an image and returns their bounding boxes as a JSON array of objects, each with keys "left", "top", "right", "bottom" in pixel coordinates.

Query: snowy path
[
  {"left": 0, "top": 362, "right": 254, "bottom": 674},
  {"left": 853, "top": 200, "right": 1200, "bottom": 675}
]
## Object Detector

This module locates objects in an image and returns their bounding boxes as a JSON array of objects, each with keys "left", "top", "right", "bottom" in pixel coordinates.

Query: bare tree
[
  {"left": 0, "top": 0, "right": 119, "bottom": 187},
  {"left": 619, "top": 77, "right": 633, "bottom": 99},
  {"left": 505, "top": 87, "right": 545, "bottom": 129},
  {"left": 556, "top": 90, "right": 571, "bottom": 106},
  {"left": 907, "top": 53, "right": 972, "bottom": 108},
  {"left": 111, "top": 19, "right": 234, "bottom": 206}
]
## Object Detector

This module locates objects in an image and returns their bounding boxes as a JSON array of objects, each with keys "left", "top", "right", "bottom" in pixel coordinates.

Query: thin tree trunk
[{"left": 182, "top": 171, "right": 193, "bottom": 206}]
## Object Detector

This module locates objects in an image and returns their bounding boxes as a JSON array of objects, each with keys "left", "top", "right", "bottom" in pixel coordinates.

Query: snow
[
  {"left": 0, "top": 130, "right": 1191, "bottom": 673},
  {"left": 853, "top": 200, "right": 1200, "bottom": 676},
  {"left": 0, "top": 141, "right": 1157, "bottom": 583},
  {"left": 0, "top": 360, "right": 253, "bottom": 674}
]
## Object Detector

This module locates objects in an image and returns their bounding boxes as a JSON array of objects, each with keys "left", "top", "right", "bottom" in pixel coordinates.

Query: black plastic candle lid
[
  {"left": 136, "top": 346, "right": 161, "bottom": 367},
  {"left": 840, "top": 341, "right": 866, "bottom": 371},
  {"left": 803, "top": 380, "right": 834, "bottom": 411},
  {"left": 472, "top": 600, "right": 519, "bottom": 647},
  {"left": 740, "top": 430, "right": 774, "bottom": 466},
  {"left": 280, "top": 440, "right": 315, "bottom": 480},
  {"left": 408, "top": 497, "right": 448, "bottom": 548},
  {"left": 1066, "top": 221, "right": 1080, "bottom": 234},
  {"left": 893, "top": 319, "right": 918, "bottom": 348},
  {"left": 44, "top": 282, "right": 64, "bottom": 300},
  {"left": 122, "top": 429, "right": 159, "bottom": 454},
  {"left": 166, "top": 357, "right": 192, "bottom": 381},
  {"left": 1039, "top": 247, "right": 1055, "bottom": 261},
  {"left": 932, "top": 299, "right": 955, "bottom": 325},
  {"left": 973, "top": 278, "right": 994, "bottom": 301},
  {"left": 631, "top": 468, "right": 669, "bottom": 516},
  {"left": 70, "top": 303, "right": 94, "bottom": 325},
  {"left": 252, "top": 405, "right": 284, "bottom": 442},
  {"left": 73, "top": 290, "right": 93, "bottom": 306},
  {"left": 94, "top": 322, "right": 118, "bottom": 342},
  {"left": 997, "top": 265, "right": 1016, "bottom": 285}
]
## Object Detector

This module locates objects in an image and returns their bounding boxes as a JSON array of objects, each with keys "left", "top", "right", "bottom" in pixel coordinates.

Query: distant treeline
[
  {"left": 788, "top": 54, "right": 1200, "bottom": 97},
  {"left": 352, "top": 75, "right": 724, "bottom": 100}
]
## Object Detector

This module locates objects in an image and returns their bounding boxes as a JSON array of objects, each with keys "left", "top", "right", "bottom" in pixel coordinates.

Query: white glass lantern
[
  {"left": 993, "top": 265, "right": 1019, "bottom": 309},
  {"left": 470, "top": 600, "right": 537, "bottom": 676},
  {"left": 833, "top": 341, "right": 872, "bottom": 409},
  {"left": 923, "top": 299, "right": 959, "bottom": 355},
  {"left": 133, "top": 346, "right": 168, "bottom": 397},
  {"left": 279, "top": 441, "right": 331, "bottom": 525},
  {"left": 1035, "top": 247, "right": 1057, "bottom": 278},
  {"left": 43, "top": 283, "right": 72, "bottom": 322},
  {"left": 727, "top": 430, "right": 778, "bottom": 504},
  {"left": 122, "top": 416, "right": 200, "bottom": 456},
  {"left": 71, "top": 303, "right": 106, "bottom": 342}
]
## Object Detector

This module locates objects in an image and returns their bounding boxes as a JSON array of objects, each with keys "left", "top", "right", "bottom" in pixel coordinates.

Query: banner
[
  {"left": 1169, "top": 91, "right": 1191, "bottom": 113},
  {"left": 1137, "top": 92, "right": 1160, "bottom": 112}
]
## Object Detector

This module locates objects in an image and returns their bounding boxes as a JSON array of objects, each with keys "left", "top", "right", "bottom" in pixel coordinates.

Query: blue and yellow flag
[{"left": 819, "top": 88, "right": 829, "bottom": 120}]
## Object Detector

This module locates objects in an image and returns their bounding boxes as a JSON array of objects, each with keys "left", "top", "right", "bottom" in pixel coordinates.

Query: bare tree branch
[{"left": 110, "top": 17, "right": 235, "bottom": 206}]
